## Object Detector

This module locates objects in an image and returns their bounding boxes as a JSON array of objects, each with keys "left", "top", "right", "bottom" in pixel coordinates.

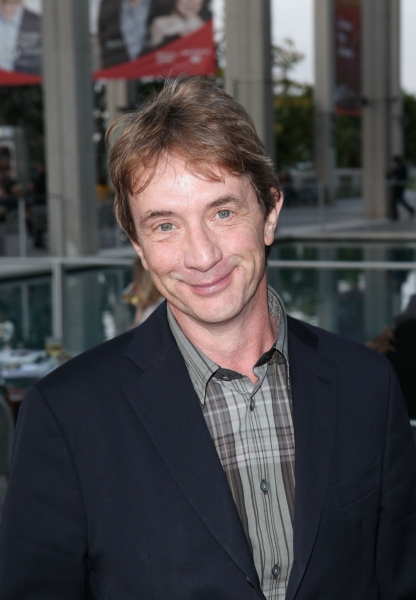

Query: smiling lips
[{"left": 185, "top": 270, "right": 234, "bottom": 295}]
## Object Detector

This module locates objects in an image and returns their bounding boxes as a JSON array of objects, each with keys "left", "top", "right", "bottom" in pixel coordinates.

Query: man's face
[
  {"left": 175, "top": 0, "right": 204, "bottom": 19},
  {"left": 0, "top": 0, "right": 22, "bottom": 19},
  {"left": 130, "top": 155, "right": 281, "bottom": 328}
]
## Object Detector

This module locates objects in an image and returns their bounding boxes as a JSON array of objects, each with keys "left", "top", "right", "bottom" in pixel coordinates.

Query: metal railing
[
  {"left": 1, "top": 255, "right": 415, "bottom": 349},
  {"left": 0, "top": 196, "right": 127, "bottom": 258},
  {"left": 0, "top": 256, "right": 132, "bottom": 344}
]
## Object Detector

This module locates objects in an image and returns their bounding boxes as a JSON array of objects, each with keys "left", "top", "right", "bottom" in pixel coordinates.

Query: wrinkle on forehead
[{"left": 131, "top": 151, "right": 233, "bottom": 200}]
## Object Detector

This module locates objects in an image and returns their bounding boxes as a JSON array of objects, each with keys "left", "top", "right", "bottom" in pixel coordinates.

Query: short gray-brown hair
[{"left": 107, "top": 77, "right": 280, "bottom": 243}]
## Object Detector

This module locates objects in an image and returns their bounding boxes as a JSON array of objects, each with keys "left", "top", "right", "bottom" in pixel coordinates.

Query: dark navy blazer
[
  {"left": 0, "top": 302, "right": 415, "bottom": 599},
  {"left": 14, "top": 9, "right": 42, "bottom": 74}
]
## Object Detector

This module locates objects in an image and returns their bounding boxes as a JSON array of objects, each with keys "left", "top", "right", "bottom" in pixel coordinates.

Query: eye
[
  {"left": 217, "top": 209, "right": 232, "bottom": 219},
  {"left": 158, "top": 223, "right": 174, "bottom": 231}
]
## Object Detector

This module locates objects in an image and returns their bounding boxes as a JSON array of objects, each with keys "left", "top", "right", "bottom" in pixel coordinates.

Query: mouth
[{"left": 187, "top": 270, "right": 234, "bottom": 296}]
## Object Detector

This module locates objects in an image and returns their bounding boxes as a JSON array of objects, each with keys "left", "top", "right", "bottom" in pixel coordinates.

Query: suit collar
[
  {"left": 125, "top": 300, "right": 175, "bottom": 371},
  {"left": 287, "top": 315, "right": 319, "bottom": 349},
  {"left": 286, "top": 318, "right": 338, "bottom": 600}
]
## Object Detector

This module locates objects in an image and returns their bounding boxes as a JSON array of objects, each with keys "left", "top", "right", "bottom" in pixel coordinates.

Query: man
[
  {"left": 98, "top": 0, "right": 151, "bottom": 68},
  {"left": 388, "top": 155, "right": 415, "bottom": 220},
  {"left": 1, "top": 78, "right": 416, "bottom": 599},
  {"left": 0, "top": 0, "right": 42, "bottom": 74}
]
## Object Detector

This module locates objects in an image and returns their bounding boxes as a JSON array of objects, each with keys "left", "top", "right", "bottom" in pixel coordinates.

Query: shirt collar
[{"left": 167, "top": 286, "right": 289, "bottom": 405}]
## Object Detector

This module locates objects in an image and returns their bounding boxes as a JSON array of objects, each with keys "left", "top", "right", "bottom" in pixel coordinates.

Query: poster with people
[
  {"left": 334, "top": 0, "right": 361, "bottom": 116},
  {"left": 94, "top": 0, "right": 215, "bottom": 79},
  {"left": 0, "top": 0, "right": 42, "bottom": 84},
  {"left": 0, "top": 0, "right": 215, "bottom": 85}
]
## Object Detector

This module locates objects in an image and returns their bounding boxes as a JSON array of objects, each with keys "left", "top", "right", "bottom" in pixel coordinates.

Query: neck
[{"left": 170, "top": 278, "right": 276, "bottom": 383}]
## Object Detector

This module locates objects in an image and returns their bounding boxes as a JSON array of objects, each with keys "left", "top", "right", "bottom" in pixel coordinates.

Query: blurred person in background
[
  {"left": 123, "top": 257, "right": 164, "bottom": 327},
  {"left": 0, "top": 0, "right": 41, "bottom": 74},
  {"left": 98, "top": 0, "right": 152, "bottom": 68},
  {"left": 26, "top": 161, "right": 47, "bottom": 249},
  {"left": 388, "top": 155, "right": 415, "bottom": 220},
  {"left": 148, "top": 0, "right": 210, "bottom": 48},
  {"left": 0, "top": 147, "right": 17, "bottom": 220}
]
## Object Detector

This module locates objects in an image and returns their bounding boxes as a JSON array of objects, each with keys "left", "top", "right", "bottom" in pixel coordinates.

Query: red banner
[
  {"left": 335, "top": 0, "right": 362, "bottom": 116},
  {"left": 94, "top": 20, "right": 214, "bottom": 80},
  {"left": 0, "top": 69, "right": 40, "bottom": 86},
  {"left": 0, "top": 1, "right": 215, "bottom": 86}
]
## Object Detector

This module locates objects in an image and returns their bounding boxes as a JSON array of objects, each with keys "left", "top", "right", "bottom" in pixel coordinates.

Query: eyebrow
[
  {"left": 141, "top": 210, "right": 175, "bottom": 223},
  {"left": 140, "top": 195, "right": 244, "bottom": 224},
  {"left": 207, "top": 195, "right": 244, "bottom": 209}
]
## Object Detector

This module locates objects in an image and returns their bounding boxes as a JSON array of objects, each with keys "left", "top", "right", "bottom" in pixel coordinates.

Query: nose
[{"left": 183, "top": 223, "right": 222, "bottom": 272}]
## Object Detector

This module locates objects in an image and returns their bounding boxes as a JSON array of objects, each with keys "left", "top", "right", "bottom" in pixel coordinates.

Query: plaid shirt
[{"left": 168, "top": 287, "right": 295, "bottom": 599}]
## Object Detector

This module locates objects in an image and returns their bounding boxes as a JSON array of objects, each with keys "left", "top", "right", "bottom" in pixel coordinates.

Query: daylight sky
[{"left": 24, "top": 0, "right": 416, "bottom": 95}]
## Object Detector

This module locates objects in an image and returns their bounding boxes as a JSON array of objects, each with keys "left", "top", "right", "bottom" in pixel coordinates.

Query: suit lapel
[
  {"left": 286, "top": 320, "right": 338, "bottom": 600},
  {"left": 123, "top": 304, "right": 260, "bottom": 590}
]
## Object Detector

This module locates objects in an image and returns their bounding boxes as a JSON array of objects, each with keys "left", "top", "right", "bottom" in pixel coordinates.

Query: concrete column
[
  {"left": 362, "top": 0, "right": 402, "bottom": 219},
  {"left": 106, "top": 80, "right": 137, "bottom": 129},
  {"left": 42, "top": 0, "right": 98, "bottom": 256},
  {"left": 314, "top": 0, "right": 336, "bottom": 204},
  {"left": 389, "top": 0, "right": 403, "bottom": 156},
  {"left": 225, "top": 0, "right": 275, "bottom": 163}
]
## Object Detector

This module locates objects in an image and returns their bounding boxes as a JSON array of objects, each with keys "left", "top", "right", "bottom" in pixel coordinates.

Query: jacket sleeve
[
  {"left": 376, "top": 363, "right": 416, "bottom": 599},
  {"left": 0, "top": 386, "right": 88, "bottom": 599}
]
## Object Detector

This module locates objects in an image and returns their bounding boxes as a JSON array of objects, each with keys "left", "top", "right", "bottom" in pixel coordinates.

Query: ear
[
  {"left": 264, "top": 187, "right": 283, "bottom": 246},
  {"left": 130, "top": 240, "right": 149, "bottom": 271}
]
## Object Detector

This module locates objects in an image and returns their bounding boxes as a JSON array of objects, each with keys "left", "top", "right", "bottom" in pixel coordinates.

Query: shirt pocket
[{"left": 332, "top": 459, "right": 381, "bottom": 510}]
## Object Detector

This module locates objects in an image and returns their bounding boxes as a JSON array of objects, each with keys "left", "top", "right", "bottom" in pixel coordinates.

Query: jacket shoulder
[
  {"left": 288, "top": 315, "right": 389, "bottom": 373},
  {"left": 36, "top": 327, "right": 138, "bottom": 400},
  {"left": 35, "top": 301, "right": 172, "bottom": 407}
]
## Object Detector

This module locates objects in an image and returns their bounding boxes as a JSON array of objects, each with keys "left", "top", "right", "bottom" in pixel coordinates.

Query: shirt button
[
  {"left": 260, "top": 479, "right": 269, "bottom": 494},
  {"left": 221, "top": 374, "right": 231, "bottom": 381},
  {"left": 272, "top": 564, "right": 280, "bottom": 578}
]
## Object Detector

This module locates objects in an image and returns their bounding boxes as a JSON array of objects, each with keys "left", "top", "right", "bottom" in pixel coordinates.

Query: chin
[{"left": 190, "top": 299, "right": 244, "bottom": 325}]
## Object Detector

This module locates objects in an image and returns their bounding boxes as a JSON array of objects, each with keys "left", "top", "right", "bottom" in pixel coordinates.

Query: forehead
[{"left": 133, "top": 154, "right": 250, "bottom": 199}]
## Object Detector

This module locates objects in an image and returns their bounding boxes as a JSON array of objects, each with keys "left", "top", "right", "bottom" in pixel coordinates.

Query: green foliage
[
  {"left": 272, "top": 38, "right": 305, "bottom": 96},
  {"left": 0, "top": 85, "right": 44, "bottom": 168},
  {"left": 404, "top": 92, "right": 416, "bottom": 166},
  {"left": 273, "top": 39, "right": 313, "bottom": 171},
  {"left": 335, "top": 115, "right": 361, "bottom": 168},
  {"left": 274, "top": 86, "right": 313, "bottom": 171}
]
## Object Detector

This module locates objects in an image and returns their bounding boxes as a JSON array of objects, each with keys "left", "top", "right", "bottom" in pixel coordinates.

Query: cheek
[
  {"left": 226, "top": 222, "right": 265, "bottom": 253},
  {"left": 144, "top": 245, "right": 182, "bottom": 277}
]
